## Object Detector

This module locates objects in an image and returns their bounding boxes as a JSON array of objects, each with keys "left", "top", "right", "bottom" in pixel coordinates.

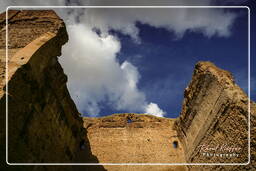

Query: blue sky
[
  {"left": 57, "top": 3, "right": 254, "bottom": 118},
  {"left": 105, "top": 8, "right": 250, "bottom": 118}
]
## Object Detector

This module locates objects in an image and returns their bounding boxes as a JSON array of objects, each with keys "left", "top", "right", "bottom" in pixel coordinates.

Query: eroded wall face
[
  {"left": 175, "top": 62, "right": 256, "bottom": 170},
  {"left": 84, "top": 113, "right": 187, "bottom": 171},
  {"left": 0, "top": 10, "right": 105, "bottom": 171}
]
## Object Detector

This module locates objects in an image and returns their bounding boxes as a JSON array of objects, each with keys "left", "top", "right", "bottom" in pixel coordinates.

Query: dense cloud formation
[
  {"left": 0, "top": 0, "right": 238, "bottom": 117},
  {"left": 78, "top": 8, "right": 236, "bottom": 41},
  {"left": 59, "top": 23, "right": 166, "bottom": 116},
  {"left": 59, "top": 6, "right": 236, "bottom": 117},
  {"left": 60, "top": 24, "right": 151, "bottom": 115}
]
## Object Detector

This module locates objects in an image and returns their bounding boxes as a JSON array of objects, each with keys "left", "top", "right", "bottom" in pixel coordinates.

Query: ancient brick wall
[{"left": 175, "top": 62, "right": 256, "bottom": 170}]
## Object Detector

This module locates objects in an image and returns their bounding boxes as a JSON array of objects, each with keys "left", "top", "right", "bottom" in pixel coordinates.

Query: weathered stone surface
[
  {"left": 175, "top": 61, "right": 256, "bottom": 170},
  {"left": 0, "top": 10, "right": 64, "bottom": 49},
  {"left": 83, "top": 113, "right": 187, "bottom": 170},
  {"left": 0, "top": 10, "right": 105, "bottom": 171},
  {"left": 84, "top": 114, "right": 186, "bottom": 171}
]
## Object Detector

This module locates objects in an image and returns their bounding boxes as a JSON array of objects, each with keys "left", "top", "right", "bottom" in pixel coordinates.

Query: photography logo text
[{"left": 197, "top": 144, "right": 242, "bottom": 158}]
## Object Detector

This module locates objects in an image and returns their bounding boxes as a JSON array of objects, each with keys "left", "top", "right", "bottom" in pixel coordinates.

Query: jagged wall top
[{"left": 0, "top": 10, "right": 66, "bottom": 49}]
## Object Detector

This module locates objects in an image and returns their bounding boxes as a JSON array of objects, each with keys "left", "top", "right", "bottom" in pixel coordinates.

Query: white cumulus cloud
[
  {"left": 59, "top": 24, "right": 154, "bottom": 116},
  {"left": 145, "top": 103, "right": 166, "bottom": 117}
]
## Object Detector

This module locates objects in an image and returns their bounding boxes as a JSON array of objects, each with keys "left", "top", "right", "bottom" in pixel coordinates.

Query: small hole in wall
[
  {"left": 21, "top": 57, "right": 24, "bottom": 60},
  {"left": 127, "top": 118, "right": 132, "bottom": 123},
  {"left": 173, "top": 141, "right": 178, "bottom": 148}
]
